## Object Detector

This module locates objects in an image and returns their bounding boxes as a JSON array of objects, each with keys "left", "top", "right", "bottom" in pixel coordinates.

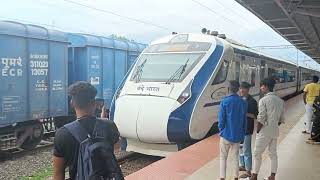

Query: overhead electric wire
[
  {"left": 190, "top": 0, "right": 250, "bottom": 31},
  {"left": 63, "top": 0, "right": 170, "bottom": 31},
  {"left": 215, "top": 0, "right": 251, "bottom": 27}
]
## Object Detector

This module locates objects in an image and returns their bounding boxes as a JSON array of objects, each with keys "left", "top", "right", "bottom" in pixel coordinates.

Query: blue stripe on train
[
  {"left": 167, "top": 40, "right": 224, "bottom": 142},
  {"left": 110, "top": 58, "right": 138, "bottom": 121}
]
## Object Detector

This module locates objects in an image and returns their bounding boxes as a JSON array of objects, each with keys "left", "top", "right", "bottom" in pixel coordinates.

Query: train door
[
  {"left": 246, "top": 56, "right": 259, "bottom": 98},
  {"left": 233, "top": 53, "right": 242, "bottom": 82},
  {"left": 296, "top": 67, "right": 301, "bottom": 92}
]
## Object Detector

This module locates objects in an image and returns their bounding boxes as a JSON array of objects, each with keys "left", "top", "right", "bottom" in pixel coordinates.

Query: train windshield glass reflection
[
  {"left": 144, "top": 42, "right": 211, "bottom": 53},
  {"left": 130, "top": 53, "right": 205, "bottom": 82}
]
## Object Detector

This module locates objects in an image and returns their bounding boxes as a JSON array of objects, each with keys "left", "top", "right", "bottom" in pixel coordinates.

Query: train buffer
[{"left": 126, "top": 94, "right": 320, "bottom": 180}]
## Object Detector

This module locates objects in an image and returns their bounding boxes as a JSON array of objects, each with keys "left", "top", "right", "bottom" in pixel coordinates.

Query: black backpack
[{"left": 64, "top": 119, "right": 124, "bottom": 180}]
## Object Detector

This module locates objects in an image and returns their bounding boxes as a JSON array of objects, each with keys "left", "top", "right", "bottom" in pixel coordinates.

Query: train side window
[
  {"left": 235, "top": 61, "right": 240, "bottom": 82},
  {"left": 268, "top": 68, "right": 275, "bottom": 78},
  {"left": 285, "top": 70, "right": 296, "bottom": 82},
  {"left": 212, "top": 60, "right": 229, "bottom": 85},
  {"left": 260, "top": 60, "right": 265, "bottom": 80},
  {"left": 251, "top": 67, "right": 256, "bottom": 86}
]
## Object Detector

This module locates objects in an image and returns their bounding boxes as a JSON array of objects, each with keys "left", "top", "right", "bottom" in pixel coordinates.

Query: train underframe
[{"left": 0, "top": 116, "right": 74, "bottom": 151}]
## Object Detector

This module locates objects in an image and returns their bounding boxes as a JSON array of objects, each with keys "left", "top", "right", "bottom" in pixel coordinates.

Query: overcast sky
[{"left": 1, "top": 0, "right": 319, "bottom": 69}]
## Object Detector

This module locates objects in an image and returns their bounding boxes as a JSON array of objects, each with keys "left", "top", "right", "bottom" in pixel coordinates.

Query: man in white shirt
[{"left": 250, "top": 78, "right": 285, "bottom": 180}]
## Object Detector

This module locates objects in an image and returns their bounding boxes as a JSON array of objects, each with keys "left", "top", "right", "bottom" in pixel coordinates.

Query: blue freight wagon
[
  {"left": 67, "top": 33, "right": 146, "bottom": 107},
  {"left": 0, "top": 21, "right": 69, "bottom": 150}
]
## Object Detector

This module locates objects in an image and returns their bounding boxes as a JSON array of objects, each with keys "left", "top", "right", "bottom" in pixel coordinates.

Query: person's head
[
  {"left": 260, "top": 78, "right": 276, "bottom": 94},
  {"left": 239, "top": 82, "right": 251, "bottom": 97},
  {"left": 228, "top": 80, "right": 240, "bottom": 94},
  {"left": 68, "top": 81, "right": 97, "bottom": 115},
  {"left": 312, "top": 76, "right": 319, "bottom": 83}
]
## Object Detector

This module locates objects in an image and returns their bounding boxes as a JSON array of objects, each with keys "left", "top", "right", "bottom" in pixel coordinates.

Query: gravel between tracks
[
  {"left": 0, "top": 145, "right": 161, "bottom": 180},
  {"left": 121, "top": 155, "right": 163, "bottom": 177},
  {"left": 0, "top": 146, "right": 53, "bottom": 180}
]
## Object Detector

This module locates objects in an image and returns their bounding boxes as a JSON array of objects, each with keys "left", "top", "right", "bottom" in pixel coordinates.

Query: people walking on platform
[
  {"left": 218, "top": 80, "right": 247, "bottom": 180},
  {"left": 238, "top": 82, "right": 258, "bottom": 179},
  {"left": 302, "top": 75, "right": 320, "bottom": 134},
  {"left": 250, "top": 78, "right": 284, "bottom": 180},
  {"left": 100, "top": 105, "right": 110, "bottom": 119},
  {"left": 306, "top": 95, "right": 320, "bottom": 145},
  {"left": 53, "top": 82, "right": 123, "bottom": 180}
]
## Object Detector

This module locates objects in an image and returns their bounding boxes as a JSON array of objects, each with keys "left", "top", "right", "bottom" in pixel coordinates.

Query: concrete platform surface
[{"left": 127, "top": 94, "right": 320, "bottom": 180}]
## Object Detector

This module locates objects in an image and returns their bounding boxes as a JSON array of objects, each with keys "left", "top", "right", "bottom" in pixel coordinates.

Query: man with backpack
[{"left": 53, "top": 81, "right": 124, "bottom": 180}]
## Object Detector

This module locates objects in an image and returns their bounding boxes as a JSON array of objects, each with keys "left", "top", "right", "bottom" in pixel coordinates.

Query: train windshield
[{"left": 130, "top": 53, "right": 205, "bottom": 82}]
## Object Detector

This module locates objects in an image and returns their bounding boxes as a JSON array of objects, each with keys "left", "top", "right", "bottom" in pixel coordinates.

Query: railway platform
[{"left": 126, "top": 94, "right": 320, "bottom": 180}]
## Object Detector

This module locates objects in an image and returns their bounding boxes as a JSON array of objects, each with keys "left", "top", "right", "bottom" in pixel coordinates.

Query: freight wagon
[
  {"left": 0, "top": 21, "right": 68, "bottom": 150},
  {"left": 0, "top": 21, "right": 146, "bottom": 151},
  {"left": 67, "top": 33, "right": 146, "bottom": 107}
]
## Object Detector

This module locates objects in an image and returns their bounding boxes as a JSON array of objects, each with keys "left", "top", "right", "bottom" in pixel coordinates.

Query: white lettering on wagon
[
  {"left": 1, "top": 57, "right": 23, "bottom": 77},
  {"left": 30, "top": 54, "right": 48, "bottom": 76}
]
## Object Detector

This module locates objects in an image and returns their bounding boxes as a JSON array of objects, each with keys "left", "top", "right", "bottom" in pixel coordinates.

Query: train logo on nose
[
  {"left": 137, "top": 85, "right": 160, "bottom": 92},
  {"left": 137, "top": 85, "right": 145, "bottom": 91}
]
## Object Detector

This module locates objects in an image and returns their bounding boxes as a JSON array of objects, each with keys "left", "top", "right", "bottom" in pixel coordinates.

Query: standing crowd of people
[
  {"left": 219, "top": 75, "right": 320, "bottom": 180},
  {"left": 219, "top": 78, "right": 284, "bottom": 180},
  {"left": 51, "top": 75, "right": 320, "bottom": 180}
]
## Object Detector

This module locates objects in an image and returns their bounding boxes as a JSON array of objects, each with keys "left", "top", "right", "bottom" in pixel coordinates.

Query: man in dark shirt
[
  {"left": 53, "top": 82, "right": 120, "bottom": 180},
  {"left": 238, "top": 82, "right": 258, "bottom": 179}
]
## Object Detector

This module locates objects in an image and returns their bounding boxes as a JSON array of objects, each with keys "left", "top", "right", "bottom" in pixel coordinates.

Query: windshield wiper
[
  {"left": 132, "top": 59, "right": 147, "bottom": 83},
  {"left": 165, "top": 59, "right": 189, "bottom": 84}
]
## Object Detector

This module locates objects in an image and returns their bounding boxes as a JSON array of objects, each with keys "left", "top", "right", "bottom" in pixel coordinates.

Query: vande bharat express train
[{"left": 110, "top": 33, "right": 319, "bottom": 156}]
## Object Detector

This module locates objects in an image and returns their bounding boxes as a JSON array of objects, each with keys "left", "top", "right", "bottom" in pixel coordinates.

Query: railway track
[
  {"left": 0, "top": 142, "right": 153, "bottom": 166},
  {"left": 0, "top": 140, "right": 54, "bottom": 162}
]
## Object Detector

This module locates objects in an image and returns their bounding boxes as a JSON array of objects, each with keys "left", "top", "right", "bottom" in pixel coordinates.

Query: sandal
[
  {"left": 239, "top": 172, "right": 251, "bottom": 178},
  {"left": 306, "top": 140, "right": 320, "bottom": 145},
  {"left": 239, "top": 166, "right": 246, "bottom": 171}
]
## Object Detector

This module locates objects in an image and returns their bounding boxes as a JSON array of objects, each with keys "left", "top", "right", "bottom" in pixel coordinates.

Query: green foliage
[
  {"left": 19, "top": 166, "right": 53, "bottom": 180},
  {"left": 110, "top": 34, "right": 135, "bottom": 42}
]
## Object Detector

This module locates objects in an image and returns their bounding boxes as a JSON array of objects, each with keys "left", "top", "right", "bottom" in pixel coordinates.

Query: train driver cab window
[{"left": 212, "top": 60, "right": 229, "bottom": 85}]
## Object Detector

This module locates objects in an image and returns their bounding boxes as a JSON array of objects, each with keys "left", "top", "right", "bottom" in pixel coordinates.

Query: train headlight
[{"left": 177, "top": 80, "right": 193, "bottom": 104}]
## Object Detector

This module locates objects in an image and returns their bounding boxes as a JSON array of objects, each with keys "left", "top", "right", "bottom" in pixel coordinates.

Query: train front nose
[{"left": 114, "top": 96, "right": 179, "bottom": 143}]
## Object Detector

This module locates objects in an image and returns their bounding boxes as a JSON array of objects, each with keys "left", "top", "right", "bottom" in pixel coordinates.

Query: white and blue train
[{"left": 110, "top": 33, "right": 319, "bottom": 156}]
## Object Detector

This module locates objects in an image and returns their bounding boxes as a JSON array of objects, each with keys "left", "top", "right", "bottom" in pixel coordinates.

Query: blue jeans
[
  {"left": 239, "top": 135, "right": 252, "bottom": 171},
  {"left": 120, "top": 137, "right": 127, "bottom": 151}
]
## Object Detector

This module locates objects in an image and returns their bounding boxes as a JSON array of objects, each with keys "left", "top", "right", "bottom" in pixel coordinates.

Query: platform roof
[{"left": 236, "top": 0, "right": 320, "bottom": 63}]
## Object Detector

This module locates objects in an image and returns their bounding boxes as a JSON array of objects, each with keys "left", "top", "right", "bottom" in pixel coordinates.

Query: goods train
[
  {"left": 0, "top": 21, "right": 145, "bottom": 151},
  {"left": 111, "top": 32, "right": 320, "bottom": 156}
]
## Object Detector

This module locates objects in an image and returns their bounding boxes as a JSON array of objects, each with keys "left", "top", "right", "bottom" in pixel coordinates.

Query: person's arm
[
  {"left": 100, "top": 106, "right": 107, "bottom": 118},
  {"left": 247, "top": 113, "right": 256, "bottom": 119},
  {"left": 279, "top": 101, "right": 285, "bottom": 126},
  {"left": 257, "top": 99, "right": 266, "bottom": 133},
  {"left": 243, "top": 101, "right": 248, "bottom": 134},
  {"left": 303, "top": 85, "right": 308, "bottom": 104},
  {"left": 257, "top": 122, "right": 263, "bottom": 133},
  {"left": 303, "top": 92, "right": 307, "bottom": 105},
  {"left": 106, "top": 120, "right": 120, "bottom": 145},
  {"left": 246, "top": 98, "right": 258, "bottom": 119},
  {"left": 53, "top": 156, "right": 65, "bottom": 180},
  {"left": 52, "top": 128, "right": 70, "bottom": 180},
  {"left": 218, "top": 101, "right": 226, "bottom": 132}
]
